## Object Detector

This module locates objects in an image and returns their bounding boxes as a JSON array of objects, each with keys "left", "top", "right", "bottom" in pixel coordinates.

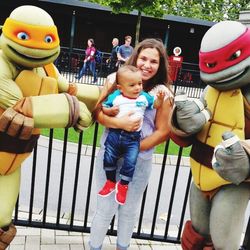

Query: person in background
[
  {"left": 117, "top": 35, "right": 133, "bottom": 67},
  {"left": 93, "top": 65, "right": 166, "bottom": 206},
  {"left": 106, "top": 37, "right": 119, "bottom": 73},
  {"left": 89, "top": 38, "right": 173, "bottom": 250},
  {"left": 75, "top": 38, "right": 97, "bottom": 83}
]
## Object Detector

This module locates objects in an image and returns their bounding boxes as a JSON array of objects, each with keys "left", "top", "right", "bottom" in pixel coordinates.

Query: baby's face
[{"left": 118, "top": 71, "right": 143, "bottom": 99}]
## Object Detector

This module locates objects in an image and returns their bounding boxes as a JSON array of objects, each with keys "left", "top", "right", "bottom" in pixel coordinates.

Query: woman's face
[
  {"left": 136, "top": 48, "right": 160, "bottom": 82},
  {"left": 87, "top": 40, "right": 92, "bottom": 47}
]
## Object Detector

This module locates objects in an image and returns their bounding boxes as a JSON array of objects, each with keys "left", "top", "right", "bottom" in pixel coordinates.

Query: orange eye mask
[{"left": 2, "top": 18, "right": 60, "bottom": 49}]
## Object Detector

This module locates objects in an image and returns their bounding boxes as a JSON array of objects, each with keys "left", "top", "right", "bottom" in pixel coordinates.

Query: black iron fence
[
  {"left": 54, "top": 46, "right": 205, "bottom": 95},
  {"left": 15, "top": 127, "right": 192, "bottom": 245},
  {"left": 13, "top": 48, "right": 250, "bottom": 249}
]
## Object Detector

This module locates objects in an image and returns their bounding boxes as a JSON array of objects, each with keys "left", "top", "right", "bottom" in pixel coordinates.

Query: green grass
[{"left": 41, "top": 125, "right": 191, "bottom": 156}]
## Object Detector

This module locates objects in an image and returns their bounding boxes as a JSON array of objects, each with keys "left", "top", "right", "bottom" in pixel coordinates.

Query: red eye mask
[{"left": 199, "top": 28, "right": 250, "bottom": 74}]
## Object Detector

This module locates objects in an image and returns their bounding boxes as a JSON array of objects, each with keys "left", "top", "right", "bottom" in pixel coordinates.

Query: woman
[
  {"left": 90, "top": 38, "right": 173, "bottom": 250},
  {"left": 75, "top": 38, "right": 97, "bottom": 83}
]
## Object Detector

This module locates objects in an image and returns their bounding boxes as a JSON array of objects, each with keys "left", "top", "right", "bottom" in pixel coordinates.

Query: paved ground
[
  {"left": 8, "top": 226, "right": 182, "bottom": 250},
  {"left": 8, "top": 211, "right": 182, "bottom": 250}
]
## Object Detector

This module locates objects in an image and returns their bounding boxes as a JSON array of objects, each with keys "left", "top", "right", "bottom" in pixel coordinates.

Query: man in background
[
  {"left": 106, "top": 37, "right": 119, "bottom": 73},
  {"left": 117, "top": 35, "right": 133, "bottom": 67}
]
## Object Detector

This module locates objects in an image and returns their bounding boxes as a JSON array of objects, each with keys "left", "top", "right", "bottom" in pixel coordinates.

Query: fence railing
[
  {"left": 14, "top": 126, "right": 192, "bottom": 245},
  {"left": 55, "top": 46, "right": 206, "bottom": 93},
  {"left": 13, "top": 48, "right": 250, "bottom": 249}
]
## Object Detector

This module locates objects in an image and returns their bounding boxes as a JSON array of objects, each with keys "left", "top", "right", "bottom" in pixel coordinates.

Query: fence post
[
  {"left": 68, "top": 10, "right": 76, "bottom": 73},
  {"left": 242, "top": 216, "right": 250, "bottom": 249}
]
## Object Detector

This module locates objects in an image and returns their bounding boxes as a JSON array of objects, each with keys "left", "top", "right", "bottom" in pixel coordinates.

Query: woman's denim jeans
[
  {"left": 89, "top": 148, "right": 152, "bottom": 250},
  {"left": 78, "top": 60, "right": 97, "bottom": 82}
]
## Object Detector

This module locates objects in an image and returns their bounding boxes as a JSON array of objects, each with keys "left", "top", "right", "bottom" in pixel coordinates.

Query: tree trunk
[{"left": 135, "top": 10, "right": 141, "bottom": 45}]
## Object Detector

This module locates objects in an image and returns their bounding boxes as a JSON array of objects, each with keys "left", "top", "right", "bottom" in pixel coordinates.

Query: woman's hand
[
  {"left": 117, "top": 111, "right": 141, "bottom": 131},
  {"left": 98, "top": 110, "right": 141, "bottom": 132}
]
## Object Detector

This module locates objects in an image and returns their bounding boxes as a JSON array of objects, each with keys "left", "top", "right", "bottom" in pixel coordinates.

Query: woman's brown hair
[
  {"left": 92, "top": 38, "right": 171, "bottom": 121},
  {"left": 126, "top": 38, "right": 170, "bottom": 92}
]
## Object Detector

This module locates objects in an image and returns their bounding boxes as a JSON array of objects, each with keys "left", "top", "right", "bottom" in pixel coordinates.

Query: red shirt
[{"left": 85, "top": 46, "right": 96, "bottom": 62}]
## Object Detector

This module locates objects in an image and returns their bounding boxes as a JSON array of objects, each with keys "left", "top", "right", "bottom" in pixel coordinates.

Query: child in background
[{"left": 94, "top": 65, "right": 165, "bottom": 205}]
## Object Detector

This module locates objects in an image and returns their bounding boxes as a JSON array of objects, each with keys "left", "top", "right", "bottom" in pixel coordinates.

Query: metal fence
[
  {"left": 55, "top": 47, "right": 205, "bottom": 92},
  {"left": 13, "top": 48, "right": 250, "bottom": 249}
]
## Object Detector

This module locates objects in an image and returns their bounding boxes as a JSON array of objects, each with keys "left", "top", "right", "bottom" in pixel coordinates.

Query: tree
[
  {"left": 84, "top": 0, "right": 176, "bottom": 45},
  {"left": 168, "top": 0, "right": 250, "bottom": 22},
  {"left": 83, "top": 0, "right": 250, "bottom": 43}
]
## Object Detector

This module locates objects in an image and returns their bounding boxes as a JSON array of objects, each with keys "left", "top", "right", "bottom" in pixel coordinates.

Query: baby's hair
[{"left": 116, "top": 65, "right": 140, "bottom": 85}]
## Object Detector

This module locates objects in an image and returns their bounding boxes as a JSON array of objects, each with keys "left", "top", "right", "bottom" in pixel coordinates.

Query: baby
[{"left": 97, "top": 65, "right": 165, "bottom": 205}]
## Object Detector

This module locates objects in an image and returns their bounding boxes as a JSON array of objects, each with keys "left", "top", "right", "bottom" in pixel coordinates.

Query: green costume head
[
  {"left": 199, "top": 21, "right": 250, "bottom": 91},
  {"left": 0, "top": 5, "right": 60, "bottom": 68}
]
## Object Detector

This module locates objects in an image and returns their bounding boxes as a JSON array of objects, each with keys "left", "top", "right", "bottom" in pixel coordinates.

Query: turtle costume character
[
  {"left": 0, "top": 5, "right": 100, "bottom": 249},
  {"left": 170, "top": 21, "right": 250, "bottom": 250}
]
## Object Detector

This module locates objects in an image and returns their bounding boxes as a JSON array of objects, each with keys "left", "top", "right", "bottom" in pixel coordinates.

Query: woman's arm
[{"left": 140, "top": 97, "right": 173, "bottom": 152}]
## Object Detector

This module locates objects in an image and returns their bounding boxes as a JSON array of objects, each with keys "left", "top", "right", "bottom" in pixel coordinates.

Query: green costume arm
[
  {"left": 56, "top": 67, "right": 100, "bottom": 112},
  {"left": 14, "top": 93, "right": 92, "bottom": 129},
  {"left": 0, "top": 53, "right": 23, "bottom": 109},
  {"left": 32, "top": 93, "right": 74, "bottom": 127},
  {"left": 75, "top": 84, "right": 100, "bottom": 112},
  {"left": 0, "top": 93, "right": 92, "bottom": 139}
]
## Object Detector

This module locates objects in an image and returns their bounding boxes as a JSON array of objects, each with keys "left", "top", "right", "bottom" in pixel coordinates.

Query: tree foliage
[
  {"left": 169, "top": 0, "right": 250, "bottom": 21},
  {"left": 83, "top": 0, "right": 250, "bottom": 44},
  {"left": 85, "top": 0, "right": 176, "bottom": 44},
  {"left": 88, "top": 0, "right": 175, "bottom": 17},
  {"left": 85, "top": 0, "right": 250, "bottom": 22}
]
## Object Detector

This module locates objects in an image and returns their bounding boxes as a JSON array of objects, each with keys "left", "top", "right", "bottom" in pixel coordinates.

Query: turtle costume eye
[
  {"left": 206, "top": 62, "right": 216, "bottom": 68},
  {"left": 17, "top": 32, "right": 29, "bottom": 40},
  {"left": 44, "top": 35, "right": 53, "bottom": 43},
  {"left": 2, "top": 18, "right": 59, "bottom": 49},
  {"left": 229, "top": 50, "right": 241, "bottom": 61}
]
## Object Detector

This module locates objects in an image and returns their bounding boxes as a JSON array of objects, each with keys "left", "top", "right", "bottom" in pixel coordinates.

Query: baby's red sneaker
[
  {"left": 115, "top": 181, "right": 128, "bottom": 205},
  {"left": 98, "top": 180, "right": 116, "bottom": 197}
]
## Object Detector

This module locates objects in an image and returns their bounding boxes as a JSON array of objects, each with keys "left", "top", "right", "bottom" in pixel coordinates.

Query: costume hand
[
  {"left": 74, "top": 101, "right": 92, "bottom": 132},
  {"left": 175, "top": 90, "right": 211, "bottom": 134},
  {"left": 119, "top": 111, "right": 141, "bottom": 132},
  {"left": 212, "top": 131, "right": 250, "bottom": 185},
  {"left": 0, "top": 107, "right": 34, "bottom": 140}
]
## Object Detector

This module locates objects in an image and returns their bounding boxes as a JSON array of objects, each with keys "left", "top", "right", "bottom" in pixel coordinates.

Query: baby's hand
[
  {"left": 157, "top": 90, "right": 166, "bottom": 101},
  {"left": 102, "top": 106, "right": 119, "bottom": 116},
  {"left": 154, "top": 90, "right": 166, "bottom": 108}
]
